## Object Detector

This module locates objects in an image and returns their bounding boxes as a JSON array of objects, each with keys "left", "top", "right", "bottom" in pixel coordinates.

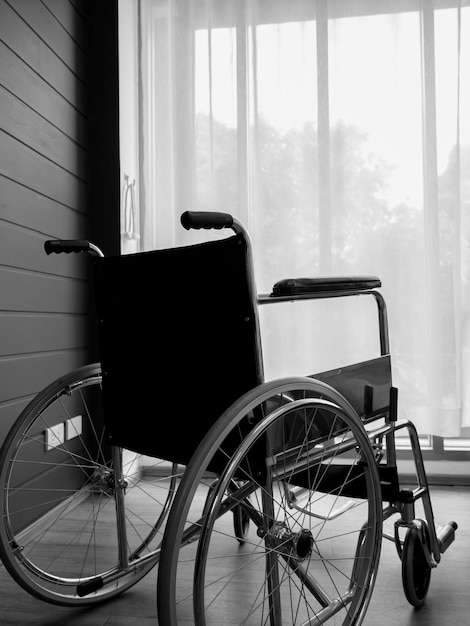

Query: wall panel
[
  {"left": 0, "top": 350, "right": 89, "bottom": 405},
  {"left": 0, "top": 1, "right": 87, "bottom": 112},
  {"left": 43, "top": 0, "right": 88, "bottom": 50},
  {"left": 0, "top": 42, "right": 87, "bottom": 145},
  {"left": 0, "top": 312, "right": 88, "bottom": 355},
  {"left": 0, "top": 268, "right": 88, "bottom": 313},
  {"left": 1, "top": 177, "right": 88, "bottom": 236},
  {"left": 0, "top": 399, "right": 28, "bottom": 443},
  {"left": 0, "top": 131, "right": 87, "bottom": 210},
  {"left": 0, "top": 0, "right": 92, "bottom": 441},
  {"left": 0, "top": 85, "right": 87, "bottom": 179},
  {"left": 8, "top": 0, "right": 87, "bottom": 82}
]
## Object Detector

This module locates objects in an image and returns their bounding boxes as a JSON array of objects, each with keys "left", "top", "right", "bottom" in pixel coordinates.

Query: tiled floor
[{"left": 0, "top": 486, "right": 467, "bottom": 625}]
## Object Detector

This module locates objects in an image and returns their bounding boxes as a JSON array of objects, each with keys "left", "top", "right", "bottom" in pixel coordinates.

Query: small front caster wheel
[
  {"left": 233, "top": 504, "right": 250, "bottom": 544},
  {"left": 402, "top": 520, "right": 432, "bottom": 607}
]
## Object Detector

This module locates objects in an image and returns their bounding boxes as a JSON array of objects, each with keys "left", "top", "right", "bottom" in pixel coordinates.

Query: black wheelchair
[{"left": 0, "top": 212, "right": 457, "bottom": 625}]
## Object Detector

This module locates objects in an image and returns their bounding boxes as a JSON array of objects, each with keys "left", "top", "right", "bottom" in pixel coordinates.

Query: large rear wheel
[
  {"left": 0, "top": 364, "right": 178, "bottom": 605},
  {"left": 157, "top": 377, "right": 383, "bottom": 625}
]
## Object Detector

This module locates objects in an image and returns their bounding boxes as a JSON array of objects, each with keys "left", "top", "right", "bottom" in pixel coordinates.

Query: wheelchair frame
[
  {"left": 0, "top": 211, "right": 457, "bottom": 625},
  {"left": 227, "top": 212, "right": 456, "bottom": 573},
  {"left": 259, "top": 263, "right": 446, "bottom": 568}
]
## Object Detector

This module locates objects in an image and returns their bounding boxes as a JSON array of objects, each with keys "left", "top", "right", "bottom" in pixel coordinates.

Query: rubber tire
[{"left": 402, "top": 520, "right": 432, "bottom": 608}]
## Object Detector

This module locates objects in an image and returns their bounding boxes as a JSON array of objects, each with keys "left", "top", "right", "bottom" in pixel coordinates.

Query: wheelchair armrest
[{"left": 271, "top": 276, "right": 381, "bottom": 297}]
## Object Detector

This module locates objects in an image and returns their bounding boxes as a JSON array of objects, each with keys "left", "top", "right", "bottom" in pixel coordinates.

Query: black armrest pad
[{"left": 271, "top": 276, "right": 381, "bottom": 297}]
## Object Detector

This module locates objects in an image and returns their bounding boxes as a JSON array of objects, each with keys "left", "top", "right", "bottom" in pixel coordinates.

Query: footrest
[
  {"left": 437, "top": 521, "right": 458, "bottom": 553},
  {"left": 271, "top": 276, "right": 381, "bottom": 297}
]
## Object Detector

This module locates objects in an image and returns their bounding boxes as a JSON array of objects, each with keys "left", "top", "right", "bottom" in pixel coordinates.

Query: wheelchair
[{"left": 0, "top": 212, "right": 458, "bottom": 625}]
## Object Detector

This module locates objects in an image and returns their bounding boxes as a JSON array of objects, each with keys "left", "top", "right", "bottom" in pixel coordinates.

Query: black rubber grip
[
  {"left": 44, "top": 240, "right": 92, "bottom": 255},
  {"left": 181, "top": 211, "right": 233, "bottom": 231}
]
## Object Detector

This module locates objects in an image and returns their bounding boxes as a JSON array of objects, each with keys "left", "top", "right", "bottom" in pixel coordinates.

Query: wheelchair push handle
[
  {"left": 44, "top": 240, "right": 104, "bottom": 257},
  {"left": 181, "top": 211, "right": 234, "bottom": 231}
]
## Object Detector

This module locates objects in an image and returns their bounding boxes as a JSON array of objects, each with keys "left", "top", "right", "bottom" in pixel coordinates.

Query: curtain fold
[{"left": 137, "top": 0, "right": 469, "bottom": 437}]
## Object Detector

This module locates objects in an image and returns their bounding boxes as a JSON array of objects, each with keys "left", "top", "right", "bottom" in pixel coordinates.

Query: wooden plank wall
[{"left": 0, "top": 0, "right": 92, "bottom": 443}]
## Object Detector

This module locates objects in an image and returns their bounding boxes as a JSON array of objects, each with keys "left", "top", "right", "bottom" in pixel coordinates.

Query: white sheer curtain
[{"left": 134, "top": 0, "right": 470, "bottom": 437}]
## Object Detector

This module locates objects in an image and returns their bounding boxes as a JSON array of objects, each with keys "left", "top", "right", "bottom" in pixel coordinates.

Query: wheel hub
[
  {"left": 92, "top": 467, "right": 120, "bottom": 495},
  {"left": 265, "top": 522, "right": 313, "bottom": 562}
]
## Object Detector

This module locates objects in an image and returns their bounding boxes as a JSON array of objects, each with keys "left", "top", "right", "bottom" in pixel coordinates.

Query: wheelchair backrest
[{"left": 94, "top": 232, "right": 263, "bottom": 464}]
